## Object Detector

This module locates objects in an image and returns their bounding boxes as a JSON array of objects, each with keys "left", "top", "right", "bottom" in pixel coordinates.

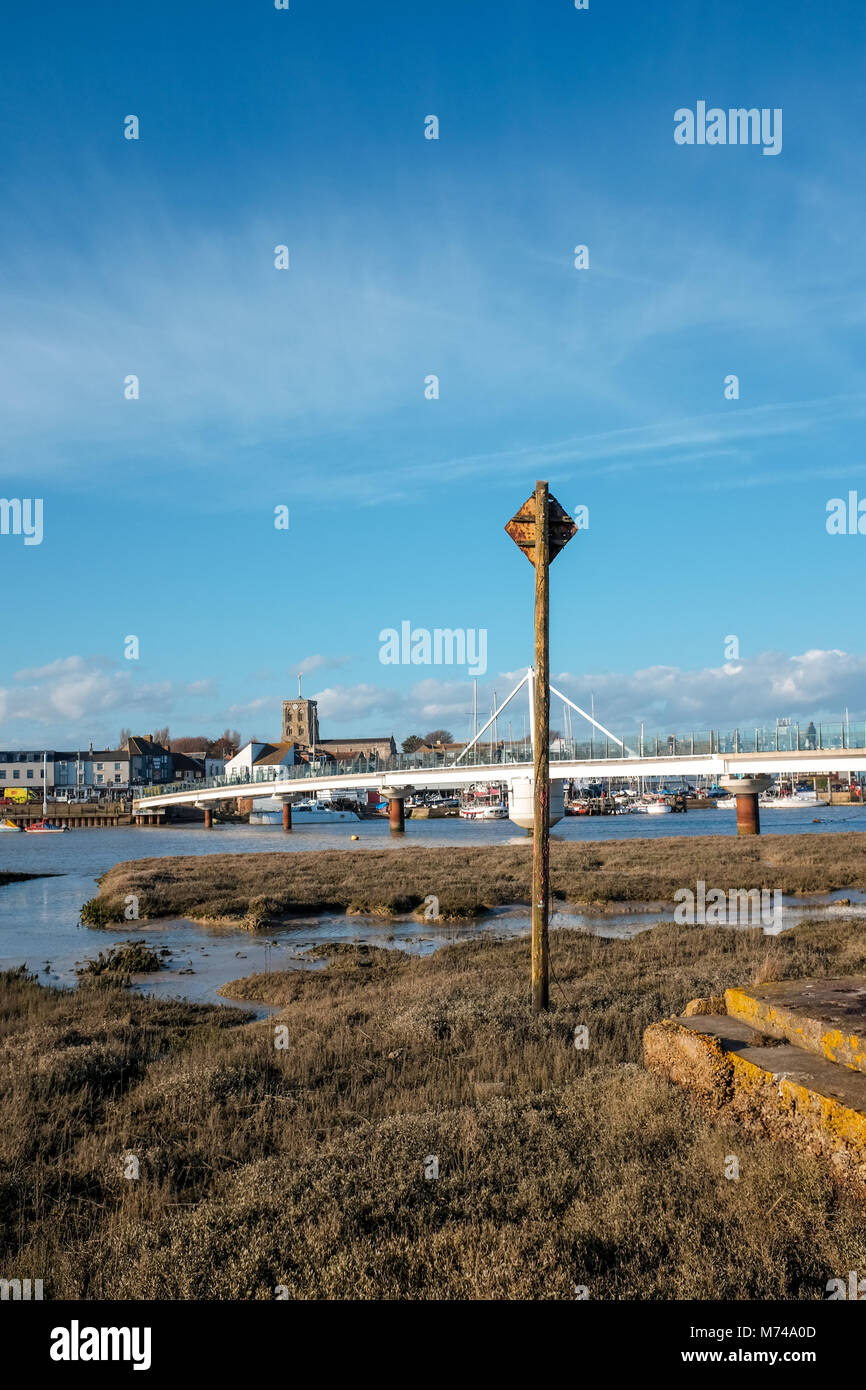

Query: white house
[{"left": 225, "top": 740, "right": 300, "bottom": 781}]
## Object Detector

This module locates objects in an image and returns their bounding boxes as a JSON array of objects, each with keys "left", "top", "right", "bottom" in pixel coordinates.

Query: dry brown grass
[
  {"left": 82, "top": 831, "right": 866, "bottom": 927},
  {"left": 3, "top": 914, "right": 866, "bottom": 1299}
]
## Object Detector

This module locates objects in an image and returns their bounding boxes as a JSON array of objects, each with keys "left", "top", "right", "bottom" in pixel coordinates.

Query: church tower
[{"left": 282, "top": 675, "right": 319, "bottom": 747}]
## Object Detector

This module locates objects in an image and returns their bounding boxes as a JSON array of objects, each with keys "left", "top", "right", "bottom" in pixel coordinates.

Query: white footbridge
[{"left": 133, "top": 671, "right": 866, "bottom": 830}]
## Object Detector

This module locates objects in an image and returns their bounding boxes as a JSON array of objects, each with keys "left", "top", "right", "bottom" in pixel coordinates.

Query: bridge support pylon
[
  {"left": 507, "top": 777, "right": 565, "bottom": 830},
  {"left": 379, "top": 786, "right": 413, "bottom": 835},
  {"left": 282, "top": 800, "right": 292, "bottom": 832},
  {"left": 720, "top": 775, "right": 772, "bottom": 836},
  {"left": 203, "top": 808, "right": 213, "bottom": 830}
]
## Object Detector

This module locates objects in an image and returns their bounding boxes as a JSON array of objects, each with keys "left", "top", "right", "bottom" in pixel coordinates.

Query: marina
[{"left": 249, "top": 796, "right": 361, "bottom": 825}]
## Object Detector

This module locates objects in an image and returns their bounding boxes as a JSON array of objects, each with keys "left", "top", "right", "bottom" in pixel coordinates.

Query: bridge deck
[{"left": 133, "top": 747, "right": 866, "bottom": 812}]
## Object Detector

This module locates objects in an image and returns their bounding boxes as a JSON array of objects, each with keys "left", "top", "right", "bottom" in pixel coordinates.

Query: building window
[
  {"left": 26, "top": 770, "right": 33, "bottom": 779},
  {"left": 13, "top": 771, "right": 20, "bottom": 779},
  {"left": 97, "top": 763, "right": 103, "bottom": 771},
  {"left": 114, "top": 763, "right": 120, "bottom": 771},
  {"left": 97, "top": 775, "right": 103, "bottom": 784}
]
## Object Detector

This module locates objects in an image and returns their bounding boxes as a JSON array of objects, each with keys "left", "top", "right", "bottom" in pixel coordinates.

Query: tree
[
  {"left": 170, "top": 735, "right": 210, "bottom": 753},
  {"left": 424, "top": 729, "right": 453, "bottom": 746},
  {"left": 208, "top": 728, "right": 241, "bottom": 756},
  {"left": 402, "top": 734, "right": 424, "bottom": 753},
  {"left": 152, "top": 727, "right": 170, "bottom": 748},
  {"left": 117, "top": 727, "right": 132, "bottom": 749}
]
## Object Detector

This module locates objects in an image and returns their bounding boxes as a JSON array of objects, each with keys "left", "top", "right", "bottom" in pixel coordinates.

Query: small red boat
[{"left": 25, "top": 819, "right": 68, "bottom": 834}]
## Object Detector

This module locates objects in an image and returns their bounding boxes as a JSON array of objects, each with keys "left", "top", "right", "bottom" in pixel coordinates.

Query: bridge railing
[{"left": 134, "top": 720, "right": 866, "bottom": 799}]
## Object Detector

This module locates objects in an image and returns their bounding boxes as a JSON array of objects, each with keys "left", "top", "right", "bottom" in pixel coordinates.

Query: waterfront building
[
  {"left": 315, "top": 736, "right": 397, "bottom": 761},
  {"left": 126, "top": 736, "right": 173, "bottom": 789},
  {"left": 0, "top": 748, "right": 131, "bottom": 797},
  {"left": 225, "top": 740, "right": 302, "bottom": 779},
  {"left": 170, "top": 752, "right": 209, "bottom": 785}
]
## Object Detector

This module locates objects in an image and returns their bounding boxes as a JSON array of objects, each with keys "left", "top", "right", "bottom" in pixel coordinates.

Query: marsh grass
[
  {"left": 3, "top": 914, "right": 866, "bottom": 1299},
  {"left": 81, "top": 831, "right": 866, "bottom": 928},
  {"left": 75, "top": 941, "right": 166, "bottom": 981}
]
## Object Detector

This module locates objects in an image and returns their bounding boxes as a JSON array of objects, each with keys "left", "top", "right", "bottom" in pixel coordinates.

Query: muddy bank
[
  {"left": 0, "top": 870, "right": 62, "bottom": 887},
  {"left": 81, "top": 832, "right": 866, "bottom": 929}
]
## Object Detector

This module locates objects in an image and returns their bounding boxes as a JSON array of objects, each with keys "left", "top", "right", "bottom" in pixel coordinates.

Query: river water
[{"left": 1, "top": 807, "right": 864, "bottom": 1011}]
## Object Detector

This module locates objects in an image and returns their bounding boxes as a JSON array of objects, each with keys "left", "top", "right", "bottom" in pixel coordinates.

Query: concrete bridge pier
[
  {"left": 379, "top": 786, "right": 414, "bottom": 835},
  {"left": 720, "top": 775, "right": 772, "bottom": 836},
  {"left": 507, "top": 777, "right": 565, "bottom": 830}
]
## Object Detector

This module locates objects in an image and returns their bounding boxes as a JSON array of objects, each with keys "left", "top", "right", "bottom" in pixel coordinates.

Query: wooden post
[
  {"left": 532, "top": 480, "right": 550, "bottom": 1015},
  {"left": 505, "top": 482, "right": 575, "bottom": 1015}
]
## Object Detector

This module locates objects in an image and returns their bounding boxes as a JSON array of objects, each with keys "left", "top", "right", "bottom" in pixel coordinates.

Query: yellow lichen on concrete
[
  {"left": 818, "top": 1027, "right": 866, "bottom": 1072},
  {"left": 645, "top": 1012, "right": 866, "bottom": 1179},
  {"left": 724, "top": 987, "right": 770, "bottom": 1031},
  {"left": 725, "top": 986, "right": 866, "bottom": 1075}
]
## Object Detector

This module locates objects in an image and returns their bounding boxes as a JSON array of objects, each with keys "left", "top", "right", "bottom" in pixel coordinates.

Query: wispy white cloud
[
  {"left": 1, "top": 657, "right": 171, "bottom": 729},
  {"left": 4, "top": 649, "right": 864, "bottom": 751},
  {"left": 0, "top": 656, "right": 214, "bottom": 744},
  {"left": 4, "top": 164, "right": 863, "bottom": 508},
  {"left": 550, "top": 649, "right": 866, "bottom": 730},
  {"left": 281, "top": 650, "right": 866, "bottom": 742},
  {"left": 225, "top": 696, "right": 275, "bottom": 721},
  {"left": 314, "top": 684, "right": 400, "bottom": 723},
  {"left": 406, "top": 394, "right": 866, "bottom": 492},
  {"left": 296, "top": 653, "right": 353, "bottom": 676}
]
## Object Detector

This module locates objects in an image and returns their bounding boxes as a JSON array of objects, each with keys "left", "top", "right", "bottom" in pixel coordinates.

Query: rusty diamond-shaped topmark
[{"left": 505, "top": 490, "right": 577, "bottom": 566}]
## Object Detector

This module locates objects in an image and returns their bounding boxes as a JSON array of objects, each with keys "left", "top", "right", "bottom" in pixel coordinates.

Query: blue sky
[{"left": 3, "top": 0, "right": 866, "bottom": 748}]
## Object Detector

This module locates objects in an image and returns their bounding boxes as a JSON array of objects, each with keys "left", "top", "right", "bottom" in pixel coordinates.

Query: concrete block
[{"left": 725, "top": 978, "right": 866, "bottom": 1075}]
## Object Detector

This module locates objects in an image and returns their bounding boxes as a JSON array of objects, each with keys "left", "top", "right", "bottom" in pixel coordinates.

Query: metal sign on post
[{"left": 506, "top": 482, "right": 577, "bottom": 1014}]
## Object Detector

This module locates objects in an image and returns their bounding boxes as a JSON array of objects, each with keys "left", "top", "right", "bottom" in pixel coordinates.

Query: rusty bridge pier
[
  {"left": 720, "top": 775, "right": 772, "bottom": 836},
  {"left": 379, "top": 786, "right": 413, "bottom": 835}
]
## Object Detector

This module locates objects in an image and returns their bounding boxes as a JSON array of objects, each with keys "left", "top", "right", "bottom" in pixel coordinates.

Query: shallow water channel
[{"left": 2, "top": 817, "right": 865, "bottom": 1014}]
